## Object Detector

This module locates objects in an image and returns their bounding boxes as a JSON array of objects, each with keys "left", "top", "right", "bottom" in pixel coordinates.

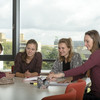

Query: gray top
[{"left": 51, "top": 52, "right": 83, "bottom": 73}]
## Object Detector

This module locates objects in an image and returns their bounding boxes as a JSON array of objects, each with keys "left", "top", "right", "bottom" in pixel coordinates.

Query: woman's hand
[
  {"left": 58, "top": 77, "right": 73, "bottom": 83},
  {"left": 25, "top": 70, "right": 32, "bottom": 78},
  {"left": 47, "top": 73, "right": 55, "bottom": 80},
  {"left": 5, "top": 72, "right": 15, "bottom": 79},
  {"left": 47, "top": 73, "right": 65, "bottom": 81}
]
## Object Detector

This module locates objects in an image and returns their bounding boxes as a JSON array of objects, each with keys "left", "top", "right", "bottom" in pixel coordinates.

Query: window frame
[{"left": 0, "top": 0, "right": 20, "bottom": 61}]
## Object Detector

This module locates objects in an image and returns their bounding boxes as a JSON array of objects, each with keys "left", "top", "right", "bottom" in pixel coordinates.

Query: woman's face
[
  {"left": 58, "top": 43, "right": 70, "bottom": 58},
  {"left": 84, "top": 35, "right": 93, "bottom": 51},
  {"left": 26, "top": 43, "right": 37, "bottom": 57}
]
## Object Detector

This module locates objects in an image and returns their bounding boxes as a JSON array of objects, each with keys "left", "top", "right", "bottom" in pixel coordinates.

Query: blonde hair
[{"left": 58, "top": 38, "right": 73, "bottom": 62}]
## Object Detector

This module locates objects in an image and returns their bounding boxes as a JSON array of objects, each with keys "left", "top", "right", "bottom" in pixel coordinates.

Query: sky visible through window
[{"left": 0, "top": 0, "right": 100, "bottom": 45}]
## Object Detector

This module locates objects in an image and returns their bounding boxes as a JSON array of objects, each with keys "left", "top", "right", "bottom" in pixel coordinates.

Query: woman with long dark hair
[{"left": 14, "top": 39, "right": 42, "bottom": 78}]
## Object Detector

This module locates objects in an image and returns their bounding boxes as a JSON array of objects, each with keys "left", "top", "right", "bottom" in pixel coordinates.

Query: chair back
[
  {"left": 65, "top": 79, "right": 86, "bottom": 100},
  {"left": 11, "top": 65, "right": 14, "bottom": 73},
  {"left": 42, "top": 88, "right": 76, "bottom": 100}
]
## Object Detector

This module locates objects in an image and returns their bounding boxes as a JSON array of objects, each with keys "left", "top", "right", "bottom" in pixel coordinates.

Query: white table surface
[{"left": 0, "top": 77, "right": 66, "bottom": 100}]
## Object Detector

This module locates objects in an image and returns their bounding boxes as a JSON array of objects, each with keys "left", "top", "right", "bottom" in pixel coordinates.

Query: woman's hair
[
  {"left": 58, "top": 38, "right": 73, "bottom": 62},
  {"left": 0, "top": 43, "right": 3, "bottom": 51},
  {"left": 21, "top": 39, "right": 38, "bottom": 62},
  {"left": 85, "top": 30, "right": 100, "bottom": 53}
]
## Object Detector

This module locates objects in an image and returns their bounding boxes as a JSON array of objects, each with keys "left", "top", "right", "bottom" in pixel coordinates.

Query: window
[
  {"left": 20, "top": 0, "right": 94, "bottom": 70},
  {"left": 0, "top": 0, "right": 12, "bottom": 55},
  {"left": 0, "top": 0, "right": 20, "bottom": 71},
  {"left": 1, "top": 0, "right": 100, "bottom": 71},
  {"left": 0, "top": 0, "right": 13, "bottom": 71}
]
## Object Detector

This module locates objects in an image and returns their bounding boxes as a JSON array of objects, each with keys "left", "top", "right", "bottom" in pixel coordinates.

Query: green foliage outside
[
  {"left": 2, "top": 42, "right": 14, "bottom": 69},
  {"left": 2, "top": 41, "right": 12, "bottom": 55},
  {"left": 2, "top": 42, "right": 89, "bottom": 70},
  {"left": 41, "top": 45, "right": 58, "bottom": 70}
]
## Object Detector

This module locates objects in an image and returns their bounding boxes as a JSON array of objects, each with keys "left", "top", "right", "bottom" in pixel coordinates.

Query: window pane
[
  {"left": 0, "top": 61, "right": 14, "bottom": 71},
  {"left": 20, "top": 0, "right": 100, "bottom": 69},
  {"left": 0, "top": 0, "right": 12, "bottom": 55}
]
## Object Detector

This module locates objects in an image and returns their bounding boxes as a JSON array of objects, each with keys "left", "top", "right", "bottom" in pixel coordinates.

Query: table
[{"left": 0, "top": 77, "right": 66, "bottom": 100}]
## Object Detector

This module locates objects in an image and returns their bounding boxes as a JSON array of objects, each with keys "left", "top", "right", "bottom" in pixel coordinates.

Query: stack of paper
[{"left": 49, "top": 81, "right": 69, "bottom": 86}]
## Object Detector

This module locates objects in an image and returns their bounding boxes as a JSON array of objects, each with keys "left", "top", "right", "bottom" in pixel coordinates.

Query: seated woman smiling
[
  {"left": 48, "top": 38, "right": 85, "bottom": 82},
  {"left": 13, "top": 39, "right": 42, "bottom": 78}
]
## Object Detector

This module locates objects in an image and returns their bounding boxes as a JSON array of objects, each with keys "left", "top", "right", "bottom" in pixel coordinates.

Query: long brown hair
[
  {"left": 58, "top": 38, "right": 73, "bottom": 62},
  {"left": 21, "top": 39, "right": 38, "bottom": 62},
  {"left": 85, "top": 30, "right": 100, "bottom": 53},
  {"left": 0, "top": 43, "right": 3, "bottom": 51}
]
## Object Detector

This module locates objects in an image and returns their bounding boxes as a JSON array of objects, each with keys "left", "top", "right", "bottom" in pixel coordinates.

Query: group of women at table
[{"left": 0, "top": 30, "right": 100, "bottom": 100}]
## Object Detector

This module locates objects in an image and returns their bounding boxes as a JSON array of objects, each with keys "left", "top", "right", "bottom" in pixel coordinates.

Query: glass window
[
  {"left": 20, "top": 0, "right": 100, "bottom": 70},
  {"left": 0, "top": 0, "right": 12, "bottom": 55},
  {"left": 0, "top": 0, "right": 13, "bottom": 71}
]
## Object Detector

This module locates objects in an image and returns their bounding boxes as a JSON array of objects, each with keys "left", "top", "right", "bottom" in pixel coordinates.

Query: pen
[{"left": 30, "top": 82, "right": 37, "bottom": 86}]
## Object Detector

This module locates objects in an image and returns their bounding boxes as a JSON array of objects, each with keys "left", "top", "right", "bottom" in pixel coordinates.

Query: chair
[
  {"left": 42, "top": 88, "right": 76, "bottom": 100},
  {"left": 65, "top": 79, "right": 86, "bottom": 100},
  {"left": 11, "top": 65, "right": 14, "bottom": 73}
]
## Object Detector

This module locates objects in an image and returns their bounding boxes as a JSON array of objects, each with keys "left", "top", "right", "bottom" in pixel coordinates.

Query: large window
[
  {"left": 0, "top": 0, "right": 13, "bottom": 71},
  {"left": 0, "top": 0, "right": 12, "bottom": 55},
  {"left": 20, "top": 0, "right": 96, "bottom": 70},
  {"left": 1, "top": 0, "right": 100, "bottom": 71}
]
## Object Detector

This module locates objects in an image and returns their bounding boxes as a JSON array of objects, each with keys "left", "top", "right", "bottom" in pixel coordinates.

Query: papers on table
[
  {"left": 23, "top": 76, "right": 69, "bottom": 86},
  {"left": 23, "top": 76, "right": 47, "bottom": 82},
  {"left": 49, "top": 81, "right": 69, "bottom": 86},
  {"left": 23, "top": 76, "right": 38, "bottom": 81}
]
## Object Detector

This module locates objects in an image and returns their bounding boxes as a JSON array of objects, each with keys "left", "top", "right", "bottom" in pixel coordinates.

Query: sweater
[
  {"left": 64, "top": 49, "right": 100, "bottom": 98},
  {"left": 13, "top": 52, "right": 42, "bottom": 74}
]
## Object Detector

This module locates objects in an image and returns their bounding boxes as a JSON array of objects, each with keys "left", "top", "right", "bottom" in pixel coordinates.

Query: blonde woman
[{"left": 48, "top": 38, "right": 84, "bottom": 81}]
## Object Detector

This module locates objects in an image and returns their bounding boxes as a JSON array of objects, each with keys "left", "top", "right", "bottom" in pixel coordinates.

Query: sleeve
[
  {"left": 71, "top": 53, "right": 83, "bottom": 69},
  {"left": 0, "top": 72, "right": 6, "bottom": 78},
  {"left": 51, "top": 59, "right": 63, "bottom": 73},
  {"left": 13, "top": 52, "right": 22, "bottom": 73},
  {"left": 64, "top": 50, "right": 100, "bottom": 77},
  {"left": 33, "top": 52, "right": 42, "bottom": 74}
]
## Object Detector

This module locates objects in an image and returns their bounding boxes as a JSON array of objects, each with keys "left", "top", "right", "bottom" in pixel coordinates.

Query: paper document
[
  {"left": 23, "top": 76, "right": 38, "bottom": 81},
  {"left": 49, "top": 81, "right": 69, "bottom": 86},
  {"left": 23, "top": 76, "right": 47, "bottom": 82}
]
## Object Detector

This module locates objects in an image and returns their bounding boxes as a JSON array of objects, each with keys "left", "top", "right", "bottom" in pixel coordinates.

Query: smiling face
[
  {"left": 26, "top": 43, "right": 37, "bottom": 57},
  {"left": 84, "top": 35, "right": 93, "bottom": 51},
  {"left": 58, "top": 43, "right": 70, "bottom": 58}
]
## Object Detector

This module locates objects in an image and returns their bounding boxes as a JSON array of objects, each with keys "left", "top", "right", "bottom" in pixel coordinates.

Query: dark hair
[
  {"left": 0, "top": 43, "right": 3, "bottom": 51},
  {"left": 21, "top": 39, "right": 38, "bottom": 62},
  {"left": 85, "top": 30, "right": 100, "bottom": 53},
  {"left": 58, "top": 38, "right": 73, "bottom": 62}
]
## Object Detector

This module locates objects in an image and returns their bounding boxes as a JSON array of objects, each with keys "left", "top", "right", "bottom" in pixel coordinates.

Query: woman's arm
[
  {"left": 25, "top": 70, "right": 39, "bottom": 77},
  {"left": 64, "top": 50, "right": 100, "bottom": 77},
  {"left": 15, "top": 72, "right": 25, "bottom": 78},
  {"left": 13, "top": 52, "right": 22, "bottom": 74},
  {"left": 33, "top": 52, "right": 42, "bottom": 74},
  {"left": 0, "top": 72, "right": 6, "bottom": 78}
]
